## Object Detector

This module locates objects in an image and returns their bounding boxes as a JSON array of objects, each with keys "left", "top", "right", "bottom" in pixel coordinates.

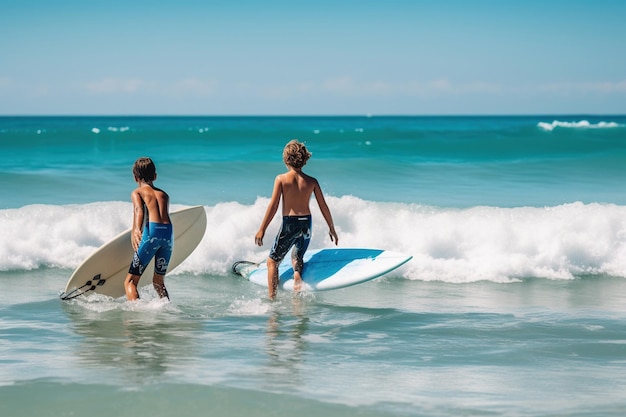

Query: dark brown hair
[{"left": 132, "top": 157, "right": 156, "bottom": 182}]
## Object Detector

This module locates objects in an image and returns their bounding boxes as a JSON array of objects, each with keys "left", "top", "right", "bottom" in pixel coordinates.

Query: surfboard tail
[{"left": 231, "top": 260, "right": 258, "bottom": 276}]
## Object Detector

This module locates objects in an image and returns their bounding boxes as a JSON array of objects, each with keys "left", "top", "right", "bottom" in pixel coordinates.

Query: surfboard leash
[
  {"left": 59, "top": 274, "right": 107, "bottom": 300},
  {"left": 231, "top": 260, "right": 258, "bottom": 276}
]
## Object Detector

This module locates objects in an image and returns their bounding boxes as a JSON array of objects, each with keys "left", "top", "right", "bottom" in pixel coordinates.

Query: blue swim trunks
[
  {"left": 129, "top": 222, "right": 174, "bottom": 276},
  {"left": 269, "top": 215, "right": 312, "bottom": 264}
]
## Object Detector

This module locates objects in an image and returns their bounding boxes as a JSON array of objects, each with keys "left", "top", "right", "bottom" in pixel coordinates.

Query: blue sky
[{"left": 1, "top": 0, "right": 625, "bottom": 115}]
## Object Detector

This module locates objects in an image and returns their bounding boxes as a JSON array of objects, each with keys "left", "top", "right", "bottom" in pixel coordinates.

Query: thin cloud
[
  {"left": 537, "top": 81, "right": 626, "bottom": 94},
  {"left": 316, "top": 77, "right": 503, "bottom": 97},
  {"left": 293, "top": 78, "right": 625, "bottom": 98},
  {"left": 84, "top": 77, "right": 218, "bottom": 96},
  {"left": 0, "top": 78, "right": 51, "bottom": 97},
  {"left": 579, "top": 81, "right": 626, "bottom": 93},
  {"left": 85, "top": 78, "right": 144, "bottom": 94}
]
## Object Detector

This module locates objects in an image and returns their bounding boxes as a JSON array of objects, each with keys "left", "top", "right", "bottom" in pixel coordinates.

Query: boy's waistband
[
  {"left": 282, "top": 215, "right": 312, "bottom": 221},
  {"left": 149, "top": 222, "right": 172, "bottom": 228}
]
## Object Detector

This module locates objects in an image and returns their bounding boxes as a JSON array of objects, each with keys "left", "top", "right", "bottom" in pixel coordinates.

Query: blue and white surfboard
[{"left": 232, "top": 248, "right": 412, "bottom": 291}]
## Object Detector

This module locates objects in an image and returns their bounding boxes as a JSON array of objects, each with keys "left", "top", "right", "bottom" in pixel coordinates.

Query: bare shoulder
[
  {"left": 304, "top": 172, "right": 319, "bottom": 186},
  {"left": 274, "top": 173, "right": 287, "bottom": 187},
  {"left": 155, "top": 186, "right": 169, "bottom": 198},
  {"left": 130, "top": 188, "right": 142, "bottom": 200},
  {"left": 277, "top": 171, "right": 298, "bottom": 183}
]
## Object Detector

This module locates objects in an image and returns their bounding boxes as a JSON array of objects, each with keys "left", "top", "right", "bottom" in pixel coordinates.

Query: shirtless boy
[
  {"left": 124, "top": 157, "right": 173, "bottom": 301},
  {"left": 255, "top": 140, "right": 339, "bottom": 299}
]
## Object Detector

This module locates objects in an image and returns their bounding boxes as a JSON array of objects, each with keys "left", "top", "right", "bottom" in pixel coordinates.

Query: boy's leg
[
  {"left": 291, "top": 253, "right": 304, "bottom": 292},
  {"left": 267, "top": 257, "right": 279, "bottom": 299},
  {"left": 152, "top": 273, "right": 170, "bottom": 300},
  {"left": 292, "top": 220, "right": 310, "bottom": 293},
  {"left": 152, "top": 236, "right": 173, "bottom": 300},
  {"left": 127, "top": 238, "right": 151, "bottom": 300},
  {"left": 124, "top": 273, "right": 141, "bottom": 300}
]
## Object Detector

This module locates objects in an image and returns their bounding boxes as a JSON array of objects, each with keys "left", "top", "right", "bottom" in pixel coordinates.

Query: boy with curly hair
[{"left": 255, "top": 140, "right": 339, "bottom": 299}]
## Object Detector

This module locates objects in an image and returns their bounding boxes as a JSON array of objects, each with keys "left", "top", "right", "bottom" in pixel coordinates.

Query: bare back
[
  {"left": 132, "top": 184, "right": 171, "bottom": 224},
  {"left": 278, "top": 169, "right": 317, "bottom": 216},
  {"left": 255, "top": 160, "right": 338, "bottom": 260}
]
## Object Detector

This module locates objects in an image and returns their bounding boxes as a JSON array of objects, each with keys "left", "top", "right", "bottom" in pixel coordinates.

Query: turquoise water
[
  {"left": 2, "top": 116, "right": 626, "bottom": 416},
  {"left": 3, "top": 116, "right": 626, "bottom": 208}
]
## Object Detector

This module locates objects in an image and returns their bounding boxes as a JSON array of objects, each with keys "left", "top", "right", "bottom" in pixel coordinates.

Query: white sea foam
[
  {"left": 227, "top": 297, "right": 271, "bottom": 315},
  {"left": 107, "top": 126, "right": 130, "bottom": 132},
  {"left": 2, "top": 198, "right": 626, "bottom": 283},
  {"left": 538, "top": 120, "right": 622, "bottom": 131}
]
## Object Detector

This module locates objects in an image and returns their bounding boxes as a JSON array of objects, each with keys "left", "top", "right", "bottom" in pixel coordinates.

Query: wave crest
[
  {"left": 2, "top": 198, "right": 626, "bottom": 283},
  {"left": 538, "top": 120, "right": 622, "bottom": 131}
]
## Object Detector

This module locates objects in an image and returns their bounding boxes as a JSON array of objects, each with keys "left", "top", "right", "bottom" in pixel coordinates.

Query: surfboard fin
[{"left": 60, "top": 274, "right": 107, "bottom": 300}]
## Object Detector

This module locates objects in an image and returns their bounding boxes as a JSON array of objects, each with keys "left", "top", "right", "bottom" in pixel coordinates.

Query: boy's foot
[{"left": 293, "top": 278, "right": 302, "bottom": 292}]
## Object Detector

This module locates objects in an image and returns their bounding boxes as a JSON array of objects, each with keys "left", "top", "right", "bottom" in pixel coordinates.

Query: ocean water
[{"left": 1, "top": 115, "right": 626, "bottom": 416}]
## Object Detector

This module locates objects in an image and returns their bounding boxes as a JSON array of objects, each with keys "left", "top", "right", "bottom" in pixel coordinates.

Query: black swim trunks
[{"left": 268, "top": 215, "right": 312, "bottom": 264}]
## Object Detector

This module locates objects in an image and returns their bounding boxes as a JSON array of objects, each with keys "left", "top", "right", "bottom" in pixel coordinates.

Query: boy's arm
[
  {"left": 313, "top": 182, "right": 338, "bottom": 245},
  {"left": 255, "top": 176, "right": 282, "bottom": 246},
  {"left": 131, "top": 190, "right": 145, "bottom": 251}
]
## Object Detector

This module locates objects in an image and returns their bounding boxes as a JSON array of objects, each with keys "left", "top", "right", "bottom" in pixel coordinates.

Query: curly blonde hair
[{"left": 282, "top": 140, "right": 311, "bottom": 169}]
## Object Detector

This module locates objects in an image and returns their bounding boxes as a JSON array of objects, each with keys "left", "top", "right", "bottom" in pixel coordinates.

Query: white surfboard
[
  {"left": 61, "top": 205, "right": 207, "bottom": 300},
  {"left": 232, "top": 248, "right": 412, "bottom": 292}
]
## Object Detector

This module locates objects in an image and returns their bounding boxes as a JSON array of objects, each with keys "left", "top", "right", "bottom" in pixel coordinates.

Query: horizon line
[{"left": 2, "top": 113, "right": 625, "bottom": 118}]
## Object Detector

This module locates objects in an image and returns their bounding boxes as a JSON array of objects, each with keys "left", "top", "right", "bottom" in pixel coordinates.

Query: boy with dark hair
[{"left": 124, "top": 157, "right": 173, "bottom": 301}]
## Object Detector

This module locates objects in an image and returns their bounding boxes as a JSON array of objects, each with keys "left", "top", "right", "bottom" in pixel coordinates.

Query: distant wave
[
  {"left": 3, "top": 198, "right": 626, "bottom": 284},
  {"left": 91, "top": 126, "right": 130, "bottom": 134},
  {"left": 538, "top": 120, "right": 623, "bottom": 131}
]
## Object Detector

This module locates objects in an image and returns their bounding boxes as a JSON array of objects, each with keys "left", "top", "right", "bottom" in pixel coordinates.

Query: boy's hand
[
  {"left": 255, "top": 230, "right": 264, "bottom": 246},
  {"left": 329, "top": 229, "right": 339, "bottom": 245},
  {"left": 131, "top": 229, "right": 143, "bottom": 252}
]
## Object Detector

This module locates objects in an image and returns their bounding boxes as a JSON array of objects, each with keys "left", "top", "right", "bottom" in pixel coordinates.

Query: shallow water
[{"left": 2, "top": 270, "right": 626, "bottom": 416}]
